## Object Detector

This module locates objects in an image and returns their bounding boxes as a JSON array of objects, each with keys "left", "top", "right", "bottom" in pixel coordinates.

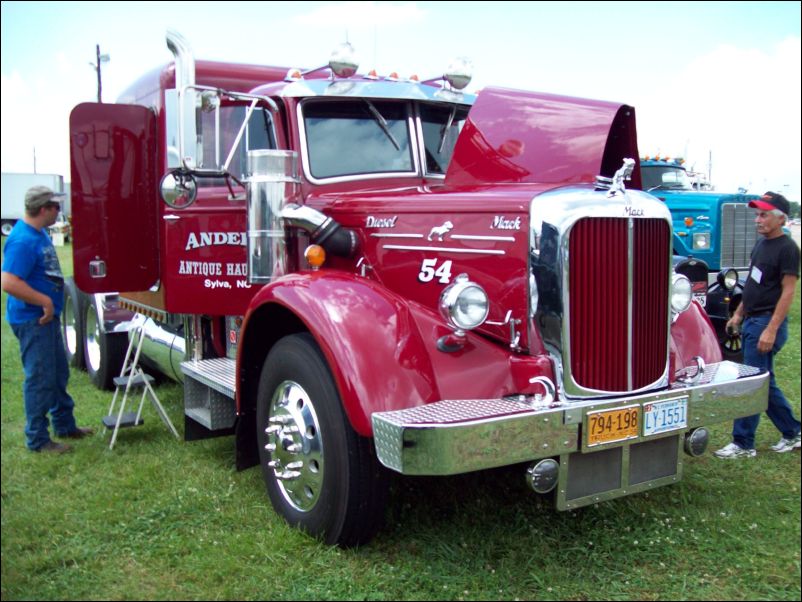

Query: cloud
[
  {"left": 636, "top": 36, "right": 801, "bottom": 198},
  {"left": 1, "top": 58, "right": 93, "bottom": 177},
  {"left": 293, "top": 1, "right": 427, "bottom": 29}
]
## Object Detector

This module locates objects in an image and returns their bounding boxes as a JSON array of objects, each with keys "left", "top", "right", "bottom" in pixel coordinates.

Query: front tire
[
  {"left": 83, "top": 295, "right": 127, "bottom": 389},
  {"left": 62, "top": 278, "right": 85, "bottom": 369},
  {"left": 256, "top": 333, "right": 389, "bottom": 547}
]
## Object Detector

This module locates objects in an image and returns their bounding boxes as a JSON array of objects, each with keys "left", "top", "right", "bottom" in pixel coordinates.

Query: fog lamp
[
  {"left": 525, "top": 459, "right": 560, "bottom": 494},
  {"left": 439, "top": 274, "right": 488, "bottom": 333},
  {"left": 684, "top": 427, "right": 709, "bottom": 457},
  {"left": 717, "top": 268, "right": 738, "bottom": 291}
]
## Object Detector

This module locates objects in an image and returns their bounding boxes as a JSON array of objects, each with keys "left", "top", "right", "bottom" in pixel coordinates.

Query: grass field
[{"left": 1, "top": 241, "right": 800, "bottom": 601}]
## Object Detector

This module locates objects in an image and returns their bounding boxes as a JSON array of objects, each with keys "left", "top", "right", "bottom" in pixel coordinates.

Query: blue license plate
[{"left": 643, "top": 397, "right": 688, "bottom": 437}]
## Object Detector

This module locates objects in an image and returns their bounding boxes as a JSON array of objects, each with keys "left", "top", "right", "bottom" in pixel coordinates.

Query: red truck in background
[{"left": 66, "top": 31, "right": 768, "bottom": 546}]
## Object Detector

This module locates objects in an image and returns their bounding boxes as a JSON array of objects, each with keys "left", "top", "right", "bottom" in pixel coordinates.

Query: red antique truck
[{"left": 67, "top": 31, "right": 768, "bottom": 546}]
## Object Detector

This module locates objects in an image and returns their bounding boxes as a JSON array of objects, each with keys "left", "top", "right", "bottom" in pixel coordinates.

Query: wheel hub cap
[{"left": 264, "top": 381, "right": 324, "bottom": 512}]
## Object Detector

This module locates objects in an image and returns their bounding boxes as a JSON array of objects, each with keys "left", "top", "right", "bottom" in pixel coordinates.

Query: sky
[{"left": 2, "top": 1, "right": 800, "bottom": 201}]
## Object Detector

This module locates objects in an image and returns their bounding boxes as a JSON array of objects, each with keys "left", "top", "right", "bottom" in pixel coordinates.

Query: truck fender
[
  {"left": 237, "top": 272, "right": 439, "bottom": 437},
  {"left": 669, "top": 300, "right": 723, "bottom": 378}
]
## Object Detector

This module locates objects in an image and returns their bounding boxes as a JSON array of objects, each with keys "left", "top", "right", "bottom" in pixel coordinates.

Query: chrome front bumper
[{"left": 371, "top": 361, "right": 768, "bottom": 476}]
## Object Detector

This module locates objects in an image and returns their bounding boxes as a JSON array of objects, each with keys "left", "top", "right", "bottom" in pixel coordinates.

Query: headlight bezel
[
  {"left": 671, "top": 273, "right": 693, "bottom": 314},
  {"left": 717, "top": 268, "right": 739, "bottom": 291},
  {"left": 692, "top": 231, "right": 711, "bottom": 250},
  {"left": 439, "top": 273, "right": 489, "bottom": 333}
]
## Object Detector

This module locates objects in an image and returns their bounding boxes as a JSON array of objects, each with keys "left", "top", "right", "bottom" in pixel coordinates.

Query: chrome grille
[
  {"left": 568, "top": 217, "right": 670, "bottom": 393},
  {"left": 720, "top": 203, "right": 757, "bottom": 269}
]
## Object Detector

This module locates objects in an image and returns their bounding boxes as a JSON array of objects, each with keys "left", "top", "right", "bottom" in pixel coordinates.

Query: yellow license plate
[{"left": 586, "top": 405, "right": 640, "bottom": 447}]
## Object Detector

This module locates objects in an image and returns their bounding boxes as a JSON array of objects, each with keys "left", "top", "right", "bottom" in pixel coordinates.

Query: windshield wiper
[
  {"left": 438, "top": 105, "right": 457, "bottom": 154},
  {"left": 364, "top": 100, "right": 400, "bottom": 151}
]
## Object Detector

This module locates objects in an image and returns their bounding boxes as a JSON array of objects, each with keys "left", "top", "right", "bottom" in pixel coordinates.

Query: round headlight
[
  {"left": 671, "top": 274, "right": 693, "bottom": 313},
  {"left": 717, "top": 268, "right": 738, "bottom": 291},
  {"left": 439, "top": 274, "right": 489, "bottom": 332}
]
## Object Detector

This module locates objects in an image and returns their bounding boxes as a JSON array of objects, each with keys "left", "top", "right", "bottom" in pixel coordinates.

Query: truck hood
[
  {"left": 445, "top": 87, "right": 639, "bottom": 189},
  {"left": 650, "top": 190, "right": 759, "bottom": 210}
]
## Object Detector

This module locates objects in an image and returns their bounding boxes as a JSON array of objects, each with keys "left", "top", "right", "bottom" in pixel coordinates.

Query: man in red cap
[{"left": 714, "top": 191, "right": 800, "bottom": 458}]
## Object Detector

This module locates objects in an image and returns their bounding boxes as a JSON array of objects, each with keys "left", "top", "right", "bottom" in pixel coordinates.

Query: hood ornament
[{"left": 596, "top": 158, "right": 635, "bottom": 198}]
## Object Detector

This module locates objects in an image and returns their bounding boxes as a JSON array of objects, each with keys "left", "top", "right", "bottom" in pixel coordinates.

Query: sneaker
[
  {"left": 770, "top": 434, "right": 801, "bottom": 453},
  {"left": 57, "top": 426, "right": 95, "bottom": 439},
  {"left": 714, "top": 442, "right": 757, "bottom": 458},
  {"left": 33, "top": 440, "right": 72, "bottom": 454}
]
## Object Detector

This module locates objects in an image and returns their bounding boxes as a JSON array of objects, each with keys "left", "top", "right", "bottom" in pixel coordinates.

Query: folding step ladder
[{"left": 103, "top": 324, "right": 180, "bottom": 450}]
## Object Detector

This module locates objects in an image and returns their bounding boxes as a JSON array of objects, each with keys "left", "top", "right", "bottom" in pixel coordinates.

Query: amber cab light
[{"left": 305, "top": 245, "right": 326, "bottom": 269}]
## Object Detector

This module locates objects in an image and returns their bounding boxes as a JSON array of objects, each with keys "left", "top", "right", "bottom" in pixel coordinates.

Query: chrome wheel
[
  {"left": 85, "top": 304, "right": 102, "bottom": 373},
  {"left": 264, "top": 380, "right": 324, "bottom": 512},
  {"left": 63, "top": 297, "right": 79, "bottom": 357}
]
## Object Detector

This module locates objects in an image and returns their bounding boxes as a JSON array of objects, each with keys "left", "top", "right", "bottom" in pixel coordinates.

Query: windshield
[
  {"left": 303, "top": 100, "right": 414, "bottom": 179},
  {"left": 642, "top": 165, "right": 693, "bottom": 191},
  {"left": 419, "top": 103, "right": 469, "bottom": 175}
]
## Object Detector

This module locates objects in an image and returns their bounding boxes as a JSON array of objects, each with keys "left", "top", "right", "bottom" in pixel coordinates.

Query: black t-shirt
[{"left": 742, "top": 234, "right": 800, "bottom": 316}]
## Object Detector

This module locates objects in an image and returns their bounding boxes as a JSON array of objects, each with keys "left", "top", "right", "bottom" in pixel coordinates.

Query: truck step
[
  {"left": 102, "top": 412, "right": 144, "bottom": 429},
  {"left": 113, "top": 373, "right": 155, "bottom": 388},
  {"left": 181, "top": 358, "right": 236, "bottom": 431},
  {"left": 181, "top": 358, "right": 236, "bottom": 398}
]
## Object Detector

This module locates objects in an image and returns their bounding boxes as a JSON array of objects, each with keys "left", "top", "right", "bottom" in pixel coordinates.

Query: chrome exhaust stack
[
  {"left": 166, "top": 30, "right": 198, "bottom": 170},
  {"left": 246, "top": 150, "right": 300, "bottom": 283}
]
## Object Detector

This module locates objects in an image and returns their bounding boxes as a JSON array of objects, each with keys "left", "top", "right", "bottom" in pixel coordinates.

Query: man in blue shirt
[{"left": 2, "top": 186, "right": 93, "bottom": 453}]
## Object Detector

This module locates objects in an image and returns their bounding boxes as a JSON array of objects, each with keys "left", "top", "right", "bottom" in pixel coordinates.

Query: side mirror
[{"left": 160, "top": 169, "right": 197, "bottom": 209}]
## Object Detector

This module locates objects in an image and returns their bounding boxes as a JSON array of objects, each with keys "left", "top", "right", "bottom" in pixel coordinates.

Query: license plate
[
  {"left": 643, "top": 397, "right": 688, "bottom": 437},
  {"left": 586, "top": 405, "right": 640, "bottom": 447},
  {"left": 692, "top": 282, "right": 707, "bottom": 307}
]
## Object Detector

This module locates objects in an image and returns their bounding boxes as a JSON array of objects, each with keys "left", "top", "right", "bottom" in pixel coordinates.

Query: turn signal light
[
  {"left": 684, "top": 217, "right": 694, "bottom": 227},
  {"left": 305, "top": 244, "right": 326, "bottom": 269}
]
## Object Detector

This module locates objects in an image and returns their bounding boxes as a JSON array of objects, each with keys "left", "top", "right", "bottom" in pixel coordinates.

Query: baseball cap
[
  {"left": 24, "top": 186, "right": 65, "bottom": 212},
  {"left": 749, "top": 191, "right": 790, "bottom": 216}
]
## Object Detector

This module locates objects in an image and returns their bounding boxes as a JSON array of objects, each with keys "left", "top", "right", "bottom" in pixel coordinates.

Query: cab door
[{"left": 69, "top": 103, "right": 159, "bottom": 292}]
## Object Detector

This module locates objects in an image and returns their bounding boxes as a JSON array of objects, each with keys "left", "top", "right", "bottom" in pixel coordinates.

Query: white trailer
[{"left": 1, "top": 172, "right": 66, "bottom": 236}]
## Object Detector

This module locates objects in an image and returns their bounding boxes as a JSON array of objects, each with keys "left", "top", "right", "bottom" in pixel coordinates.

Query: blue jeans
[
  {"left": 732, "top": 315, "right": 800, "bottom": 450},
  {"left": 10, "top": 317, "right": 77, "bottom": 450}
]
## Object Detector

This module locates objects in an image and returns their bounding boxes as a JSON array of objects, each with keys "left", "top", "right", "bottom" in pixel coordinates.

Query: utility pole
[{"left": 89, "top": 44, "right": 110, "bottom": 102}]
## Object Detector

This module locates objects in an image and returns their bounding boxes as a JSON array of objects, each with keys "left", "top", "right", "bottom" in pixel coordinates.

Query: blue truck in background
[{"left": 640, "top": 157, "right": 761, "bottom": 359}]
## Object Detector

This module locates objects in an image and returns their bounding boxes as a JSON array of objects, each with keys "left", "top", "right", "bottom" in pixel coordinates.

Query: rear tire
[
  {"left": 83, "top": 295, "right": 127, "bottom": 390},
  {"left": 62, "top": 278, "right": 86, "bottom": 369},
  {"left": 256, "top": 333, "right": 389, "bottom": 547}
]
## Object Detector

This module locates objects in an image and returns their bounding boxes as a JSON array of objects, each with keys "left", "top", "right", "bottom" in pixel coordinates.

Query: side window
[
  {"left": 419, "top": 103, "right": 469, "bottom": 175},
  {"left": 197, "top": 105, "right": 276, "bottom": 186},
  {"left": 302, "top": 100, "right": 413, "bottom": 179}
]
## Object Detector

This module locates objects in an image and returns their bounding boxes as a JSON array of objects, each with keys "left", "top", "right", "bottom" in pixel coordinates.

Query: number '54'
[{"left": 418, "top": 259, "right": 453, "bottom": 284}]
